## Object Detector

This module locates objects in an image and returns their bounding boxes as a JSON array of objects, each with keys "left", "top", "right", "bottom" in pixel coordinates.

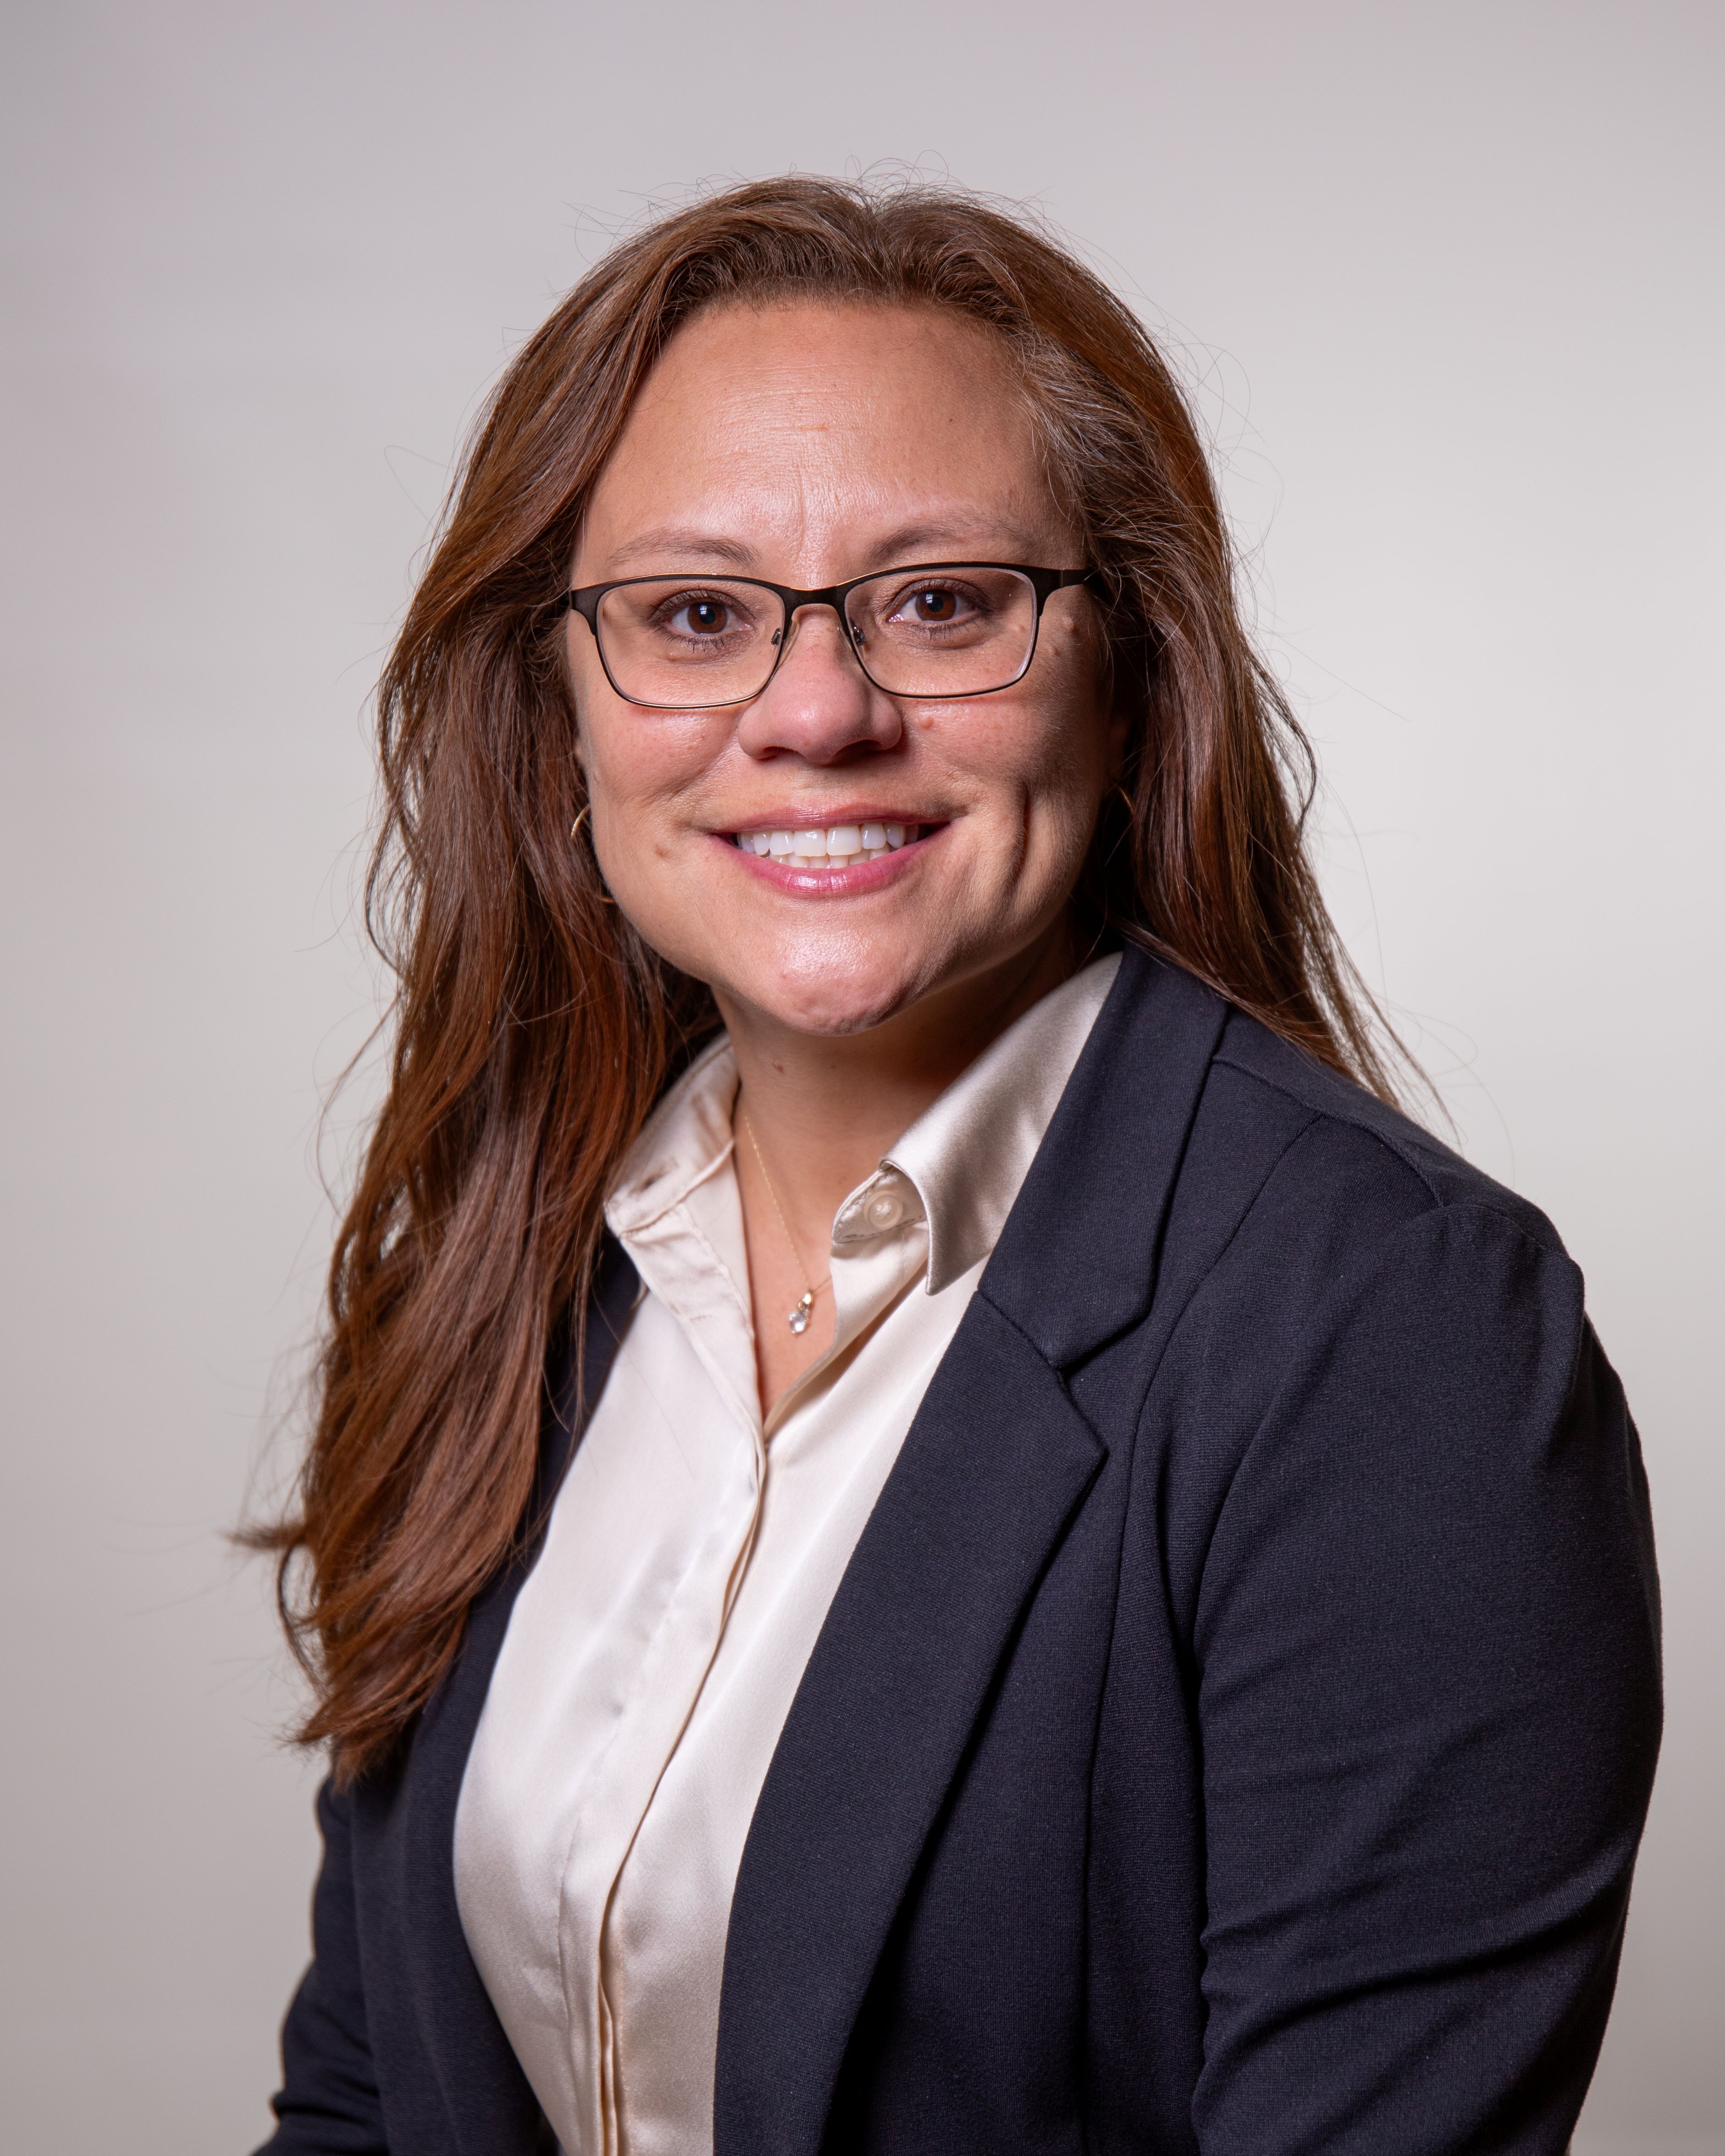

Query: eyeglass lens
[{"left": 593, "top": 566, "right": 1041, "bottom": 707}]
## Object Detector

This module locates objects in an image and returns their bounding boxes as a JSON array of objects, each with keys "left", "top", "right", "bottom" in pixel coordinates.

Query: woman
[{"left": 255, "top": 178, "right": 1660, "bottom": 2156}]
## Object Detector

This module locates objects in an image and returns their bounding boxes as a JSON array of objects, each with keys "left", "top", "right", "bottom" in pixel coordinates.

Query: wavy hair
[{"left": 254, "top": 174, "right": 1407, "bottom": 1780}]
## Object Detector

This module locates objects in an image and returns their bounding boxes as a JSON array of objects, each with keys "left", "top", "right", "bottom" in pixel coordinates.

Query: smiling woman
[
  {"left": 564, "top": 296, "right": 1126, "bottom": 1406},
  {"left": 251, "top": 177, "right": 1659, "bottom": 2156}
]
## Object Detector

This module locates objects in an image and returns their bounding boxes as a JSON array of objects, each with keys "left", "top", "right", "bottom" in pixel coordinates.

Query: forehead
[{"left": 581, "top": 299, "right": 1069, "bottom": 570}]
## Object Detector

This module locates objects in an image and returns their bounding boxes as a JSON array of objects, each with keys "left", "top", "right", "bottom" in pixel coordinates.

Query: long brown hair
[{"left": 256, "top": 175, "right": 1407, "bottom": 1781}]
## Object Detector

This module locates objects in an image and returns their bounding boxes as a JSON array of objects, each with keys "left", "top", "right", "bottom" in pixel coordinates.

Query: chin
[
  {"left": 756, "top": 983, "right": 917, "bottom": 1039},
  {"left": 736, "top": 946, "right": 935, "bottom": 1038}
]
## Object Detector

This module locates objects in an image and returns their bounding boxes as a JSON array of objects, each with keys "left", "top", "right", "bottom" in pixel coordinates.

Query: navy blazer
[{"left": 261, "top": 949, "right": 1661, "bottom": 2156}]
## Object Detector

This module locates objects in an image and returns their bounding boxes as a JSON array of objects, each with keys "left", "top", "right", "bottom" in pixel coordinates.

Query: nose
[{"left": 733, "top": 602, "right": 904, "bottom": 764}]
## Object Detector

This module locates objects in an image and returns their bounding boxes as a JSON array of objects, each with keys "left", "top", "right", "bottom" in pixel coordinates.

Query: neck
[{"left": 718, "top": 915, "right": 1082, "bottom": 1242}]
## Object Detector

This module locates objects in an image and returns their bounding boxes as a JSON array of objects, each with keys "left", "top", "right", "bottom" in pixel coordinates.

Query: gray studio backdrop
[{"left": 3, "top": 4, "right": 1719, "bottom": 2150}]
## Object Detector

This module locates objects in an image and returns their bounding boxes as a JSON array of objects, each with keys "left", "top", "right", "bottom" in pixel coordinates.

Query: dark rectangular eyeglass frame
[{"left": 562, "top": 561, "right": 1105, "bottom": 710}]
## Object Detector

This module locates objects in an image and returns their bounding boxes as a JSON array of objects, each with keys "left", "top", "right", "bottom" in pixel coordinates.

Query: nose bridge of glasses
[{"left": 775, "top": 590, "right": 868, "bottom": 671}]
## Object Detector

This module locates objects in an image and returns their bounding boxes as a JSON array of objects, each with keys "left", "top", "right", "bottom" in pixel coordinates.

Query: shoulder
[
  {"left": 1133, "top": 1001, "right": 1646, "bottom": 1664},
  {"left": 1189, "top": 1003, "right": 1568, "bottom": 1265},
  {"left": 1132, "top": 998, "right": 1593, "bottom": 1450},
  {"left": 991, "top": 950, "right": 1583, "bottom": 1382}
]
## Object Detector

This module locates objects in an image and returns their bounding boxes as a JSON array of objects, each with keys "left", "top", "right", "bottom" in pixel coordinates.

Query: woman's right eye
[{"left": 669, "top": 597, "right": 732, "bottom": 637}]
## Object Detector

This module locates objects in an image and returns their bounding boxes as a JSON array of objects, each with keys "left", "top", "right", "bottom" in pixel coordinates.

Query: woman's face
[{"left": 568, "top": 299, "right": 1118, "bottom": 1039}]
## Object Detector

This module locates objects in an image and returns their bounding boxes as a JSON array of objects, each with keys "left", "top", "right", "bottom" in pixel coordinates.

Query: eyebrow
[
  {"left": 601, "top": 529, "right": 760, "bottom": 572},
  {"left": 864, "top": 518, "right": 1053, "bottom": 564},
  {"left": 595, "top": 516, "right": 1060, "bottom": 579}
]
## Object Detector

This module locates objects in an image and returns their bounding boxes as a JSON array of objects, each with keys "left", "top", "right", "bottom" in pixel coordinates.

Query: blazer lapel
[
  {"left": 716, "top": 950, "right": 1231, "bottom": 2156},
  {"left": 715, "top": 1298, "right": 1104, "bottom": 2156},
  {"left": 984, "top": 945, "right": 1230, "bottom": 1369}
]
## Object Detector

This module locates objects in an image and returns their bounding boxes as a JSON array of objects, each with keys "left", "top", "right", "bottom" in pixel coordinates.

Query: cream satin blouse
[{"left": 452, "top": 952, "right": 1120, "bottom": 2156}]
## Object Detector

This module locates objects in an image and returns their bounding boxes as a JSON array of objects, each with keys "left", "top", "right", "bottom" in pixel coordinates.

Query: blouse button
[{"left": 863, "top": 1187, "right": 905, "bottom": 1232}]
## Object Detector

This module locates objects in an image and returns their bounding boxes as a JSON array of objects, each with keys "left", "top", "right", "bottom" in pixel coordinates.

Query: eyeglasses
[{"left": 563, "top": 562, "right": 1101, "bottom": 711}]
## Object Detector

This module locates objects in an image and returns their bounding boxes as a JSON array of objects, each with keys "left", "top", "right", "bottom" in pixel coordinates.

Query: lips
[{"left": 732, "top": 821, "right": 926, "bottom": 868}]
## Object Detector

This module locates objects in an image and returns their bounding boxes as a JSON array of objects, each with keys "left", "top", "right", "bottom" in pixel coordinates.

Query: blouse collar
[{"left": 607, "top": 952, "right": 1122, "bottom": 1305}]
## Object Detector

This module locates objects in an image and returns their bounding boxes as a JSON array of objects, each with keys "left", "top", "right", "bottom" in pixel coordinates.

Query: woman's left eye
[{"left": 893, "top": 586, "right": 971, "bottom": 625}]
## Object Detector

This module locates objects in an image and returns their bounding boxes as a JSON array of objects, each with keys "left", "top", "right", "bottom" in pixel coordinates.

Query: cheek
[
  {"left": 569, "top": 634, "right": 667, "bottom": 799},
  {"left": 1038, "top": 643, "right": 1114, "bottom": 801},
  {"left": 577, "top": 691, "right": 719, "bottom": 823},
  {"left": 971, "top": 685, "right": 1112, "bottom": 854},
  {"left": 582, "top": 722, "right": 663, "bottom": 813}
]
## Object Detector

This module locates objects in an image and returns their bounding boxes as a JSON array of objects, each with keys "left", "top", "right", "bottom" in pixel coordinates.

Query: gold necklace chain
[{"left": 736, "top": 1103, "right": 832, "bottom": 1337}]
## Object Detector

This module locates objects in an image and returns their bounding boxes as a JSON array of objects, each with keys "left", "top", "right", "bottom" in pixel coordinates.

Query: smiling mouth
[{"left": 731, "top": 821, "right": 929, "bottom": 868}]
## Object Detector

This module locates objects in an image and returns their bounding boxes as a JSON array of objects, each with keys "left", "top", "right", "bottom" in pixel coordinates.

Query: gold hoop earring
[
  {"left": 570, "top": 806, "right": 616, "bottom": 906},
  {"left": 1114, "top": 783, "right": 1136, "bottom": 818}
]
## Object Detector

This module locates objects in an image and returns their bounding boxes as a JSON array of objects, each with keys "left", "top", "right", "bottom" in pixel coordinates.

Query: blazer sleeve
[
  {"left": 1190, "top": 1199, "right": 1662, "bottom": 2155},
  {"left": 255, "top": 1776, "right": 389, "bottom": 2156}
]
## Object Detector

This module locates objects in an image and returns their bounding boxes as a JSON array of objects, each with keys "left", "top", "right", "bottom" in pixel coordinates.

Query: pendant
[{"left": 787, "top": 1291, "right": 813, "bottom": 1336}]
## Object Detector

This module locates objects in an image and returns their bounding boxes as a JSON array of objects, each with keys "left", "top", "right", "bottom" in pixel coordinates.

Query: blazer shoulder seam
[{"left": 1211, "top": 1049, "right": 1472, "bottom": 1217}]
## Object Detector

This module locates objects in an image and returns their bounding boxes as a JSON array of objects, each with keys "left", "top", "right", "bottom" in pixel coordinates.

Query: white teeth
[{"left": 735, "top": 821, "right": 921, "bottom": 862}]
